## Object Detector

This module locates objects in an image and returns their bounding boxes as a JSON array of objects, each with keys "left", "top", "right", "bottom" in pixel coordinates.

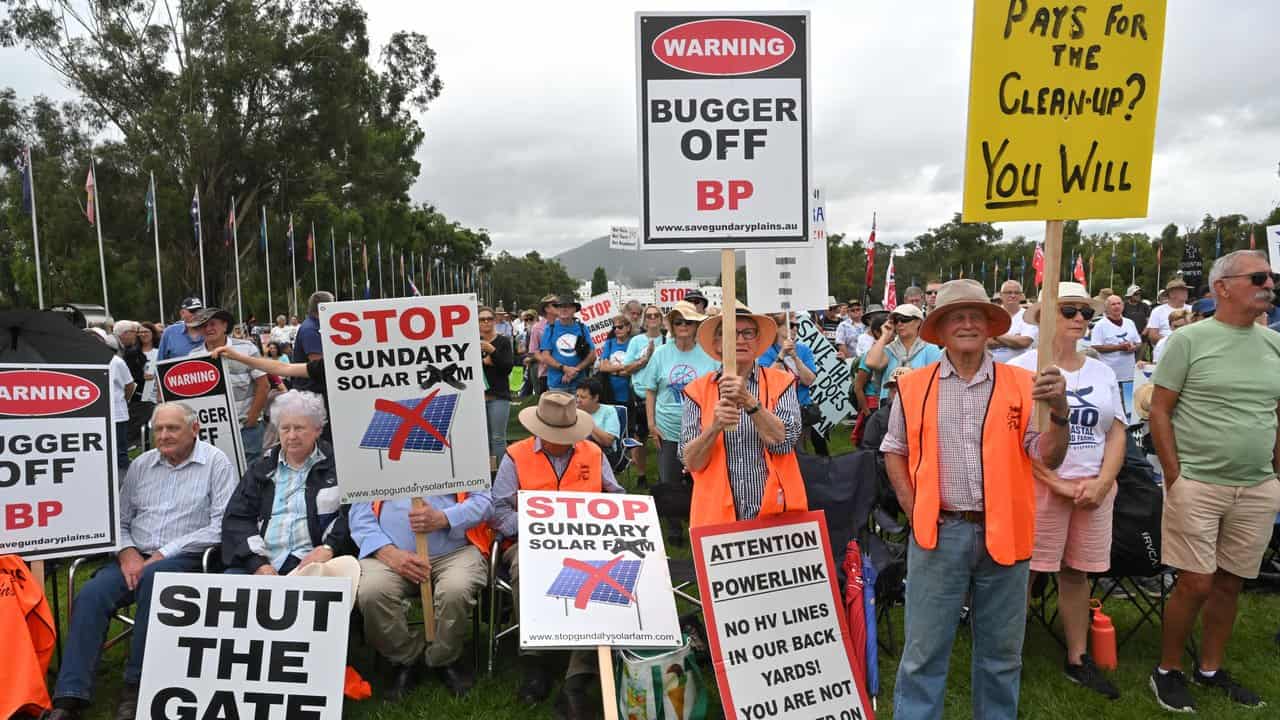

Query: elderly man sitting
[
  {"left": 46, "top": 402, "right": 238, "bottom": 720},
  {"left": 221, "top": 390, "right": 351, "bottom": 575}
]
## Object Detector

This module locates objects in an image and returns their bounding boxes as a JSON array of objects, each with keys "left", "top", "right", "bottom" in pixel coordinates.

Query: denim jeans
[
  {"left": 485, "top": 397, "right": 511, "bottom": 460},
  {"left": 893, "top": 516, "right": 1030, "bottom": 720},
  {"left": 53, "top": 551, "right": 205, "bottom": 701},
  {"left": 115, "top": 420, "right": 131, "bottom": 474},
  {"left": 240, "top": 422, "right": 264, "bottom": 464}
]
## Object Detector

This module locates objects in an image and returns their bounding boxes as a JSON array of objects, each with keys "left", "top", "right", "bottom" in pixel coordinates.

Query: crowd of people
[{"left": 35, "top": 249, "right": 1280, "bottom": 720}]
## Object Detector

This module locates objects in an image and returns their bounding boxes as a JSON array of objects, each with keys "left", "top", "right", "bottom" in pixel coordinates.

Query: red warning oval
[
  {"left": 163, "top": 360, "right": 221, "bottom": 398},
  {"left": 0, "top": 370, "right": 101, "bottom": 416},
  {"left": 652, "top": 19, "right": 796, "bottom": 76}
]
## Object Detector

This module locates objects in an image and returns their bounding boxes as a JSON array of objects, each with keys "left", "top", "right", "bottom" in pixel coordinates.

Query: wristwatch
[
  {"left": 745, "top": 403, "right": 761, "bottom": 416},
  {"left": 1049, "top": 413, "right": 1069, "bottom": 427}
]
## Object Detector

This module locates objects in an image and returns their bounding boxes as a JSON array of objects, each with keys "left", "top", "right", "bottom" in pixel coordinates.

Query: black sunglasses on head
[
  {"left": 1221, "top": 271, "right": 1280, "bottom": 286},
  {"left": 1060, "top": 305, "right": 1095, "bottom": 320}
]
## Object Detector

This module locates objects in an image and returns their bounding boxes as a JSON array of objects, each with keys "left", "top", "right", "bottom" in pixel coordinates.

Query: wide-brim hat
[
  {"left": 1024, "top": 282, "right": 1103, "bottom": 325},
  {"left": 862, "top": 303, "right": 889, "bottom": 322},
  {"left": 696, "top": 301, "right": 777, "bottom": 361},
  {"left": 289, "top": 555, "right": 362, "bottom": 595},
  {"left": 554, "top": 294, "right": 582, "bottom": 311},
  {"left": 518, "top": 391, "right": 594, "bottom": 444},
  {"left": 683, "top": 289, "right": 708, "bottom": 305},
  {"left": 539, "top": 294, "right": 560, "bottom": 311},
  {"left": 1134, "top": 382, "right": 1155, "bottom": 421},
  {"left": 666, "top": 300, "right": 707, "bottom": 325},
  {"left": 1165, "top": 277, "right": 1188, "bottom": 291},
  {"left": 186, "top": 307, "right": 234, "bottom": 328},
  {"left": 920, "top": 279, "right": 1012, "bottom": 344}
]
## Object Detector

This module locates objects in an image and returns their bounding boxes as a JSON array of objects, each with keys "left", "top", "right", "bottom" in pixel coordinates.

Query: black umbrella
[{"left": 0, "top": 310, "right": 116, "bottom": 365}]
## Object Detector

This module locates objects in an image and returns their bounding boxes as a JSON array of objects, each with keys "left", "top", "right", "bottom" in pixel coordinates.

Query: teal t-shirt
[
  {"left": 879, "top": 340, "right": 943, "bottom": 398},
  {"left": 1153, "top": 318, "right": 1280, "bottom": 486},
  {"left": 626, "top": 333, "right": 670, "bottom": 396},
  {"left": 644, "top": 343, "right": 719, "bottom": 440},
  {"left": 590, "top": 404, "right": 621, "bottom": 441}
]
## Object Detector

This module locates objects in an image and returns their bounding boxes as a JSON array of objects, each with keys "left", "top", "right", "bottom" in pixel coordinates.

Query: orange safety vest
[
  {"left": 0, "top": 555, "right": 55, "bottom": 718},
  {"left": 372, "top": 494, "right": 494, "bottom": 558},
  {"left": 505, "top": 436, "right": 604, "bottom": 492},
  {"left": 896, "top": 360, "right": 1036, "bottom": 566},
  {"left": 684, "top": 366, "right": 808, "bottom": 528}
]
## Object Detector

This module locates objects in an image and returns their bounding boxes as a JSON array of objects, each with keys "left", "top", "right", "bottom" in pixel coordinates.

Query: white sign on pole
[
  {"left": 0, "top": 364, "right": 119, "bottom": 561},
  {"left": 138, "top": 573, "right": 352, "bottom": 720},
  {"left": 636, "top": 12, "right": 811, "bottom": 250},
  {"left": 157, "top": 355, "right": 248, "bottom": 478},
  {"left": 791, "top": 313, "right": 854, "bottom": 433},
  {"left": 691, "top": 512, "right": 872, "bottom": 720},
  {"left": 579, "top": 292, "right": 620, "bottom": 351},
  {"left": 610, "top": 226, "right": 640, "bottom": 251},
  {"left": 1267, "top": 225, "right": 1280, "bottom": 271},
  {"left": 319, "top": 295, "right": 489, "bottom": 502},
  {"left": 747, "top": 187, "right": 830, "bottom": 313},
  {"left": 518, "top": 490, "right": 682, "bottom": 650},
  {"left": 653, "top": 280, "right": 699, "bottom": 310}
]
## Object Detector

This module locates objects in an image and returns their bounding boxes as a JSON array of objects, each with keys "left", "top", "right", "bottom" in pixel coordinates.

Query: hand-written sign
[
  {"left": 578, "top": 293, "right": 620, "bottom": 353},
  {"left": 791, "top": 313, "right": 854, "bottom": 433},
  {"left": 963, "top": 0, "right": 1167, "bottom": 221}
]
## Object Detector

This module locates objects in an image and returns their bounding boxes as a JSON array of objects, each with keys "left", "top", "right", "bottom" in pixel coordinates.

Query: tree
[
  {"left": 591, "top": 266, "right": 608, "bottom": 295},
  {"left": 488, "top": 251, "right": 577, "bottom": 313},
  {"left": 676, "top": 266, "right": 692, "bottom": 281}
]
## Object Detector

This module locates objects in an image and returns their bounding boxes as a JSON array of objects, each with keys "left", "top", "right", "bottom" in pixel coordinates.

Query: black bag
[
  {"left": 573, "top": 321, "right": 592, "bottom": 360},
  {"left": 1108, "top": 434, "right": 1163, "bottom": 577}
]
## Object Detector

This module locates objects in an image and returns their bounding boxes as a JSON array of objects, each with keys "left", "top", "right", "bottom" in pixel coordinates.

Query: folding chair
[
  {"left": 486, "top": 539, "right": 517, "bottom": 676},
  {"left": 611, "top": 403, "right": 643, "bottom": 480}
]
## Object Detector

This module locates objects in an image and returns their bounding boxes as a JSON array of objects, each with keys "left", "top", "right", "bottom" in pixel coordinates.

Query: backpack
[{"left": 1108, "top": 434, "right": 1163, "bottom": 577}]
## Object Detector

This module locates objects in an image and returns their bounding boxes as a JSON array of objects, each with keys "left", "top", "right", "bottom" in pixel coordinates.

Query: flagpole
[
  {"left": 232, "top": 196, "right": 243, "bottom": 323},
  {"left": 330, "top": 226, "right": 338, "bottom": 296},
  {"left": 263, "top": 206, "right": 273, "bottom": 324},
  {"left": 311, "top": 222, "right": 319, "bottom": 293},
  {"left": 89, "top": 158, "right": 110, "bottom": 314},
  {"left": 289, "top": 213, "right": 298, "bottom": 318},
  {"left": 377, "top": 240, "right": 384, "bottom": 298},
  {"left": 25, "top": 148, "right": 45, "bottom": 309},
  {"left": 195, "top": 188, "right": 207, "bottom": 305},
  {"left": 347, "top": 233, "right": 355, "bottom": 299},
  {"left": 150, "top": 172, "right": 164, "bottom": 321}
]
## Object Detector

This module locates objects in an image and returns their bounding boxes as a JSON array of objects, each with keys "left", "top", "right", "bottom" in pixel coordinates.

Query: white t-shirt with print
[
  {"left": 992, "top": 308, "right": 1039, "bottom": 364},
  {"left": 1147, "top": 303, "right": 1188, "bottom": 339},
  {"left": 1089, "top": 316, "right": 1142, "bottom": 382},
  {"left": 1011, "top": 353, "right": 1125, "bottom": 479}
]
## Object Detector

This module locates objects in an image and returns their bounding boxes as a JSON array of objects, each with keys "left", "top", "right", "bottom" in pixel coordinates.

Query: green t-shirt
[{"left": 1152, "top": 318, "right": 1280, "bottom": 486}]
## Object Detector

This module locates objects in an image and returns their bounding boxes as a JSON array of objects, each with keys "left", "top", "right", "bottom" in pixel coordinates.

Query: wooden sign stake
[
  {"left": 1034, "top": 219, "right": 1064, "bottom": 431},
  {"left": 411, "top": 496, "right": 436, "bottom": 641},
  {"left": 721, "top": 250, "right": 737, "bottom": 376},
  {"left": 598, "top": 645, "right": 620, "bottom": 720},
  {"left": 31, "top": 559, "right": 45, "bottom": 590}
]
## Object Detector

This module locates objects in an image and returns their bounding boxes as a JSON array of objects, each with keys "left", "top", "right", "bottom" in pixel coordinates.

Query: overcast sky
[{"left": 4, "top": 1, "right": 1278, "bottom": 256}]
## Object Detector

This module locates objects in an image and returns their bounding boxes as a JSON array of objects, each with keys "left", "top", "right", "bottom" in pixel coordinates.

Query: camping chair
[
  {"left": 486, "top": 539, "right": 517, "bottom": 676},
  {"left": 607, "top": 403, "right": 639, "bottom": 478}
]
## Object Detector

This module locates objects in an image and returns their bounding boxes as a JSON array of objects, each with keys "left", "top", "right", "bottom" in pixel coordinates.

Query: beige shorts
[{"left": 1161, "top": 475, "right": 1280, "bottom": 578}]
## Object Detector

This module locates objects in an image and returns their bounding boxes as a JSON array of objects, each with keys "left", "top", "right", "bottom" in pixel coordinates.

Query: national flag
[
  {"left": 190, "top": 190, "right": 201, "bottom": 243},
  {"left": 883, "top": 254, "right": 897, "bottom": 312},
  {"left": 1020, "top": 254, "right": 1026, "bottom": 281},
  {"left": 1156, "top": 241, "right": 1162, "bottom": 267},
  {"left": 1032, "top": 242, "right": 1045, "bottom": 287},
  {"left": 864, "top": 215, "right": 876, "bottom": 302},
  {"left": 224, "top": 206, "right": 235, "bottom": 247},
  {"left": 305, "top": 227, "right": 314, "bottom": 262},
  {"left": 362, "top": 242, "right": 370, "bottom": 298},
  {"left": 259, "top": 208, "right": 268, "bottom": 252},
  {"left": 1180, "top": 235, "right": 1204, "bottom": 289},
  {"left": 84, "top": 164, "right": 96, "bottom": 225},
  {"left": 285, "top": 218, "right": 294, "bottom": 258},
  {"left": 1249, "top": 225, "right": 1256, "bottom": 250},
  {"left": 1073, "top": 254, "right": 1086, "bottom": 284},
  {"left": 1088, "top": 254, "right": 1095, "bottom": 284},
  {"left": 144, "top": 179, "right": 156, "bottom": 231},
  {"left": 1215, "top": 225, "right": 1222, "bottom": 258},
  {"left": 15, "top": 147, "right": 34, "bottom": 215}
]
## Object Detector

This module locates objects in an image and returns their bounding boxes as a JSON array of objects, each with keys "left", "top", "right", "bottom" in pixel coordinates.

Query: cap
[
  {"left": 889, "top": 304, "right": 924, "bottom": 321},
  {"left": 1125, "top": 284, "right": 1141, "bottom": 297},
  {"left": 1192, "top": 297, "right": 1216, "bottom": 315},
  {"left": 180, "top": 297, "right": 204, "bottom": 311},
  {"left": 186, "top": 307, "right": 234, "bottom": 328}
]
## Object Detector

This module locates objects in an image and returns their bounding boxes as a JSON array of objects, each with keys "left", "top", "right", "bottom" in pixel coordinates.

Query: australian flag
[
  {"left": 15, "top": 147, "right": 34, "bottom": 215},
  {"left": 285, "top": 218, "right": 294, "bottom": 258}
]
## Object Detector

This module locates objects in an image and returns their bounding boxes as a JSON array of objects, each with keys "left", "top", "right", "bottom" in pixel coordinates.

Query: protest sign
[
  {"left": 653, "top": 280, "right": 699, "bottom": 310},
  {"left": 792, "top": 313, "right": 854, "bottom": 434},
  {"left": 636, "top": 12, "right": 811, "bottom": 250},
  {"left": 962, "top": 0, "right": 1167, "bottom": 222},
  {"left": 747, "top": 187, "right": 831, "bottom": 312},
  {"left": 138, "top": 572, "right": 352, "bottom": 720},
  {"left": 579, "top": 292, "right": 620, "bottom": 351},
  {"left": 691, "top": 512, "right": 872, "bottom": 720},
  {"left": 0, "top": 364, "right": 119, "bottom": 561},
  {"left": 320, "top": 295, "right": 489, "bottom": 503},
  {"left": 157, "top": 355, "right": 247, "bottom": 478},
  {"left": 610, "top": 226, "right": 640, "bottom": 251},
  {"left": 1268, "top": 225, "right": 1280, "bottom": 271},
  {"left": 518, "top": 490, "right": 681, "bottom": 650}
]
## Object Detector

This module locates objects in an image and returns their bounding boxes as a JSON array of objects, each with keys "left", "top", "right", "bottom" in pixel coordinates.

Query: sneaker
[
  {"left": 1192, "top": 667, "right": 1264, "bottom": 708},
  {"left": 1065, "top": 655, "right": 1120, "bottom": 699},
  {"left": 1150, "top": 668, "right": 1196, "bottom": 713}
]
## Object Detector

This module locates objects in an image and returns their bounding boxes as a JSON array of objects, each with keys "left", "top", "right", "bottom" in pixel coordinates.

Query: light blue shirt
[
  {"left": 642, "top": 342, "right": 720, "bottom": 440},
  {"left": 879, "top": 339, "right": 944, "bottom": 399},
  {"left": 626, "top": 333, "right": 669, "bottom": 396},
  {"left": 590, "top": 404, "right": 621, "bottom": 441},
  {"left": 262, "top": 446, "right": 325, "bottom": 569},
  {"left": 349, "top": 492, "right": 493, "bottom": 560},
  {"left": 119, "top": 440, "right": 238, "bottom": 558}
]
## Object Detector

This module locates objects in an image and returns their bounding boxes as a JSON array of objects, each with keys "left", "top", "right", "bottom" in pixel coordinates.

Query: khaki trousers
[
  {"left": 504, "top": 543, "right": 596, "bottom": 678},
  {"left": 357, "top": 545, "right": 487, "bottom": 667}
]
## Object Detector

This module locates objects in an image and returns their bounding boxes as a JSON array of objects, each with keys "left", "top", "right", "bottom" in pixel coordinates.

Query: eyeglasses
[
  {"left": 1221, "top": 272, "right": 1280, "bottom": 286},
  {"left": 644, "top": 314, "right": 661, "bottom": 319},
  {"left": 1060, "top": 305, "right": 1095, "bottom": 321},
  {"left": 715, "top": 327, "right": 759, "bottom": 340}
]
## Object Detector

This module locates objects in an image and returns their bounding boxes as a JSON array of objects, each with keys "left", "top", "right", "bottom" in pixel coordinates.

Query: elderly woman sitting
[{"left": 222, "top": 390, "right": 350, "bottom": 575}]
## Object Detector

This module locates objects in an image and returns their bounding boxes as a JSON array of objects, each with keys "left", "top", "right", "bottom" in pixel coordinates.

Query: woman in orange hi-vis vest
[
  {"left": 879, "top": 280, "right": 1070, "bottom": 720},
  {"left": 681, "top": 302, "right": 806, "bottom": 528}
]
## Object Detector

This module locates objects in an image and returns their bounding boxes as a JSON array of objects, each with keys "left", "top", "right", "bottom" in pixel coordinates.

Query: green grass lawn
[{"left": 50, "top": 393, "right": 1280, "bottom": 719}]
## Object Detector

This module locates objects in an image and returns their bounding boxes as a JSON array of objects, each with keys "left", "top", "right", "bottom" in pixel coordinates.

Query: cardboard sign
[
  {"left": 1266, "top": 225, "right": 1280, "bottom": 272},
  {"left": 636, "top": 12, "right": 811, "bottom": 249},
  {"left": 962, "top": 0, "right": 1167, "bottom": 221},
  {"left": 747, "top": 187, "right": 831, "bottom": 312},
  {"left": 0, "top": 364, "right": 119, "bottom": 561},
  {"left": 653, "top": 280, "right": 700, "bottom": 310},
  {"left": 157, "top": 355, "right": 248, "bottom": 478},
  {"left": 692, "top": 512, "right": 872, "bottom": 720},
  {"left": 138, "top": 573, "right": 352, "bottom": 720},
  {"left": 319, "top": 295, "right": 489, "bottom": 503},
  {"left": 517, "top": 490, "right": 682, "bottom": 650},
  {"left": 792, "top": 313, "right": 854, "bottom": 433},
  {"left": 610, "top": 226, "right": 640, "bottom": 251},
  {"left": 579, "top": 292, "right": 620, "bottom": 351}
]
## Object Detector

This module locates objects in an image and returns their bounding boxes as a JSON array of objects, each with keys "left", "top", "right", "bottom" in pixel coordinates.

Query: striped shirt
[
  {"left": 880, "top": 351, "right": 1041, "bottom": 511},
  {"left": 679, "top": 366, "right": 803, "bottom": 521},
  {"left": 261, "top": 446, "right": 325, "bottom": 569},
  {"left": 119, "top": 440, "right": 238, "bottom": 558}
]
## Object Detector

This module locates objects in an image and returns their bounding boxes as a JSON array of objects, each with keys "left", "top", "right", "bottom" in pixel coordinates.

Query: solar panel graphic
[
  {"left": 547, "top": 557, "right": 643, "bottom": 608},
  {"left": 359, "top": 390, "right": 460, "bottom": 459}
]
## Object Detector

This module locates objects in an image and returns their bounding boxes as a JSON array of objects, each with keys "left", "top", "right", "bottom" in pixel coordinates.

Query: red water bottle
[{"left": 1090, "top": 599, "right": 1118, "bottom": 670}]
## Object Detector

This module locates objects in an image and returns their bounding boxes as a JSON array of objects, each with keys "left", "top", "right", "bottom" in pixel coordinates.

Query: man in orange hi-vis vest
[
  {"left": 491, "top": 391, "right": 624, "bottom": 720},
  {"left": 680, "top": 302, "right": 806, "bottom": 528},
  {"left": 879, "top": 279, "right": 1070, "bottom": 720}
]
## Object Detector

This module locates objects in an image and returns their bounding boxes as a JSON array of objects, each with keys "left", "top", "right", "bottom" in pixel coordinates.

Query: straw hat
[
  {"left": 289, "top": 555, "right": 362, "bottom": 595},
  {"left": 666, "top": 300, "right": 707, "bottom": 325},
  {"left": 1024, "top": 282, "right": 1102, "bottom": 325},
  {"left": 919, "top": 279, "right": 1012, "bottom": 344},
  {"left": 696, "top": 301, "right": 777, "bottom": 361},
  {"left": 1133, "top": 382, "right": 1155, "bottom": 421},
  {"left": 518, "top": 391, "right": 593, "bottom": 444}
]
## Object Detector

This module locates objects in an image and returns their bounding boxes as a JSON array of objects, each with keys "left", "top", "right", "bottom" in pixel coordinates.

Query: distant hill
[{"left": 553, "top": 235, "right": 743, "bottom": 287}]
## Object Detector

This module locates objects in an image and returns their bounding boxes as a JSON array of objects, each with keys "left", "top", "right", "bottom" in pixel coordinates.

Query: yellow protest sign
[{"left": 962, "top": 0, "right": 1167, "bottom": 222}]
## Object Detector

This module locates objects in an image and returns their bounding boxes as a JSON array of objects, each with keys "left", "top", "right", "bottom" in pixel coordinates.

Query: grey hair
[
  {"left": 153, "top": 401, "right": 198, "bottom": 426},
  {"left": 112, "top": 320, "right": 140, "bottom": 337},
  {"left": 270, "top": 390, "right": 327, "bottom": 430},
  {"left": 1209, "top": 250, "right": 1268, "bottom": 293},
  {"left": 307, "top": 291, "right": 335, "bottom": 318}
]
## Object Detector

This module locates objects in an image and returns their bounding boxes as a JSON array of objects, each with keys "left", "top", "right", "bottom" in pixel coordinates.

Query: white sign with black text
[
  {"left": 747, "top": 187, "right": 830, "bottom": 312},
  {"left": 791, "top": 313, "right": 854, "bottom": 434},
  {"left": 610, "top": 226, "right": 640, "bottom": 251},
  {"left": 156, "top": 355, "right": 248, "bottom": 478}
]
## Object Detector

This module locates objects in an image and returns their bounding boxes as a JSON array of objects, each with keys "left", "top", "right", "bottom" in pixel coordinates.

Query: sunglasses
[
  {"left": 890, "top": 314, "right": 918, "bottom": 323},
  {"left": 1221, "top": 272, "right": 1280, "bottom": 286},
  {"left": 478, "top": 316, "right": 495, "bottom": 322},
  {"left": 671, "top": 318, "right": 696, "bottom": 327},
  {"left": 1060, "top": 305, "right": 1095, "bottom": 321},
  {"left": 614, "top": 324, "right": 630, "bottom": 330},
  {"left": 925, "top": 291, "right": 938, "bottom": 296}
]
